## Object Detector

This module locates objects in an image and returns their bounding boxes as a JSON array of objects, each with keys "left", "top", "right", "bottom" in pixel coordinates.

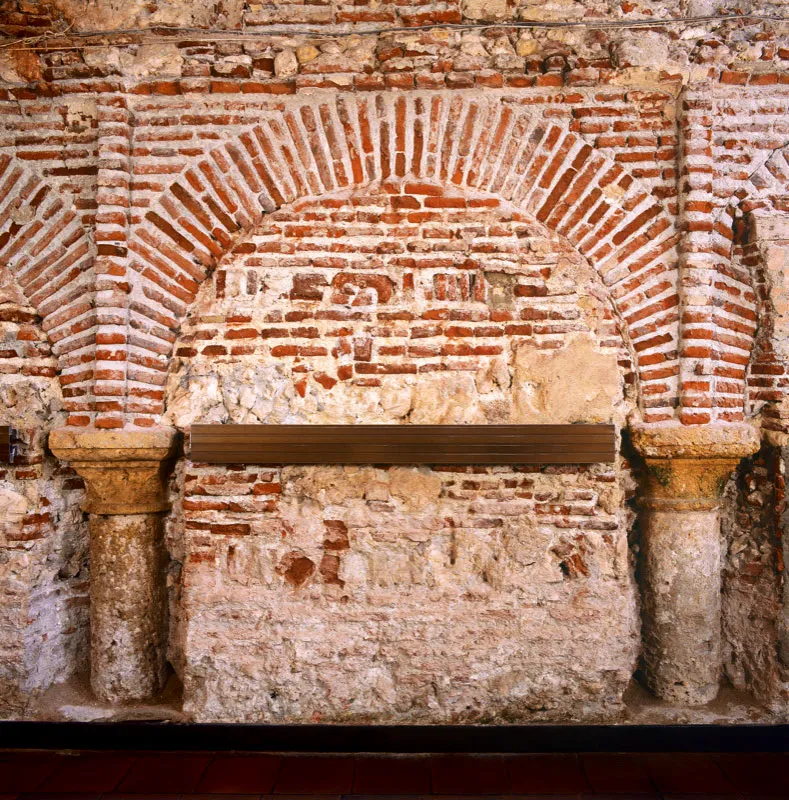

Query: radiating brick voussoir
[
  {"left": 138, "top": 93, "right": 679, "bottom": 421},
  {"left": 0, "top": 157, "right": 95, "bottom": 415}
]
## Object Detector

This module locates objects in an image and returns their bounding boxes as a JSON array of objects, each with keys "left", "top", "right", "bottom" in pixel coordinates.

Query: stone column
[
  {"left": 630, "top": 422, "right": 759, "bottom": 705},
  {"left": 49, "top": 428, "right": 178, "bottom": 704}
]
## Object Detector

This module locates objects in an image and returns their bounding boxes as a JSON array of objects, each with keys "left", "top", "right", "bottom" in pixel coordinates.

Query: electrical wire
[{"left": 0, "top": 13, "right": 788, "bottom": 51}]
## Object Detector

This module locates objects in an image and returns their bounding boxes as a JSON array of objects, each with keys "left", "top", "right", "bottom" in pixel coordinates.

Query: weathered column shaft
[
  {"left": 631, "top": 423, "right": 759, "bottom": 705},
  {"left": 90, "top": 512, "right": 168, "bottom": 702},
  {"left": 639, "top": 480, "right": 727, "bottom": 705},
  {"left": 49, "top": 428, "right": 177, "bottom": 704}
]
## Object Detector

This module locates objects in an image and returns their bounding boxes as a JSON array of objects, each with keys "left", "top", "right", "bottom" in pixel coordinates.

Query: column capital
[
  {"left": 49, "top": 427, "right": 179, "bottom": 515},
  {"left": 630, "top": 422, "right": 760, "bottom": 510}
]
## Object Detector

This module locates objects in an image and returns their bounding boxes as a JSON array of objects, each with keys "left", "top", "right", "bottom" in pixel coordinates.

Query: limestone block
[
  {"left": 274, "top": 50, "right": 299, "bottom": 78},
  {"left": 296, "top": 45, "right": 320, "bottom": 64},
  {"left": 82, "top": 47, "right": 122, "bottom": 72},
  {"left": 630, "top": 421, "right": 760, "bottom": 463},
  {"left": 0, "top": 485, "right": 28, "bottom": 526},
  {"left": 462, "top": 0, "right": 509, "bottom": 20},
  {"left": 389, "top": 468, "right": 442, "bottom": 512},
  {"left": 615, "top": 34, "right": 671, "bottom": 69},
  {"left": 514, "top": 334, "right": 621, "bottom": 424},
  {"left": 119, "top": 45, "right": 184, "bottom": 79},
  {"left": 409, "top": 373, "right": 486, "bottom": 424},
  {"left": 49, "top": 428, "right": 179, "bottom": 514}
]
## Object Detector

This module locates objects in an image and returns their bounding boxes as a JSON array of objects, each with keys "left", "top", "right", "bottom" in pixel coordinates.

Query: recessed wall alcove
[{"left": 162, "top": 181, "right": 640, "bottom": 723}]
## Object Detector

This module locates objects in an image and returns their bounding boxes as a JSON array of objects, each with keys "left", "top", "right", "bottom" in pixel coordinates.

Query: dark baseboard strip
[{"left": 0, "top": 722, "right": 786, "bottom": 753}]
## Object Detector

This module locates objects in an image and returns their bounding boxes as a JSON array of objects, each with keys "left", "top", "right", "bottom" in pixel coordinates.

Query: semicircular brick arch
[
  {"left": 0, "top": 154, "right": 95, "bottom": 422},
  {"left": 730, "top": 143, "right": 789, "bottom": 433},
  {"left": 679, "top": 142, "right": 789, "bottom": 428},
  {"left": 130, "top": 93, "right": 680, "bottom": 424}
]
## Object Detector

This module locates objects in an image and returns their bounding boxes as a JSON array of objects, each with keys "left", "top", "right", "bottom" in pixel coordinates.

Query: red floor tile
[
  {"left": 659, "top": 796, "right": 745, "bottom": 800},
  {"left": 0, "top": 753, "right": 57, "bottom": 792},
  {"left": 353, "top": 757, "right": 432, "bottom": 794},
  {"left": 714, "top": 752, "right": 789, "bottom": 797},
  {"left": 274, "top": 756, "right": 354, "bottom": 794},
  {"left": 580, "top": 753, "right": 656, "bottom": 794},
  {"left": 15, "top": 795, "right": 101, "bottom": 800},
  {"left": 37, "top": 754, "right": 135, "bottom": 792},
  {"left": 641, "top": 754, "right": 739, "bottom": 795},
  {"left": 430, "top": 756, "right": 510, "bottom": 795},
  {"left": 103, "top": 795, "right": 181, "bottom": 800},
  {"left": 116, "top": 754, "right": 212, "bottom": 793},
  {"left": 184, "top": 795, "right": 261, "bottom": 800},
  {"left": 196, "top": 755, "right": 281, "bottom": 793},
  {"left": 507, "top": 754, "right": 590, "bottom": 795}
]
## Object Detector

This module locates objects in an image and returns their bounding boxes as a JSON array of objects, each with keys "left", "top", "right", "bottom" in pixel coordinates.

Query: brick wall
[
  {"left": 0, "top": 270, "right": 88, "bottom": 715},
  {"left": 0, "top": 0, "right": 788, "bottom": 720},
  {"left": 162, "top": 182, "right": 638, "bottom": 721}
]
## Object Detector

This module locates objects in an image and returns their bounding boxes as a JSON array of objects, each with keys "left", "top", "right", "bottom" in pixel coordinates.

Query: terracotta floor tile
[
  {"left": 274, "top": 757, "right": 355, "bottom": 794},
  {"left": 506, "top": 755, "right": 590, "bottom": 795},
  {"left": 579, "top": 753, "right": 656, "bottom": 794},
  {"left": 430, "top": 756, "right": 510, "bottom": 795},
  {"left": 714, "top": 752, "right": 789, "bottom": 797},
  {"left": 263, "top": 795, "right": 340, "bottom": 800},
  {"left": 579, "top": 796, "right": 660, "bottom": 800},
  {"left": 116, "top": 754, "right": 212, "bottom": 793},
  {"left": 353, "top": 757, "right": 432, "bottom": 794},
  {"left": 661, "top": 796, "right": 746, "bottom": 800},
  {"left": 641, "top": 754, "right": 738, "bottom": 795},
  {"left": 0, "top": 754, "right": 58, "bottom": 793},
  {"left": 184, "top": 795, "right": 261, "bottom": 800},
  {"left": 16, "top": 794, "right": 101, "bottom": 800},
  {"left": 345, "top": 795, "right": 438, "bottom": 800},
  {"left": 37, "top": 754, "right": 135, "bottom": 792},
  {"left": 102, "top": 795, "right": 182, "bottom": 800},
  {"left": 197, "top": 755, "right": 282, "bottom": 793}
]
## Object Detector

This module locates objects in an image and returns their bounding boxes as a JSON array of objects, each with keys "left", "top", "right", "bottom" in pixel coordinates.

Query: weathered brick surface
[
  {"left": 721, "top": 446, "right": 789, "bottom": 711},
  {"left": 176, "top": 460, "right": 638, "bottom": 722},
  {"left": 0, "top": 0, "right": 788, "bottom": 721},
  {"left": 0, "top": 276, "right": 88, "bottom": 716}
]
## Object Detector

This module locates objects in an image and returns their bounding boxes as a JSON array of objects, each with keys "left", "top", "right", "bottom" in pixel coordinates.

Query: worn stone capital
[
  {"left": 49, "top": 427, "right": 179, "bottom": 515},
  {"left": 630, "top": 422, "right": 760, "bottom": 511}
]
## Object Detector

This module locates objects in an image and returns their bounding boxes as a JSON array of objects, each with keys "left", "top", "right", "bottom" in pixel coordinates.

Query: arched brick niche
[
  {"left": 162, "top": 182, "right": 642, "bottom": 723},
  {"left": 165, "top": 183, "right": 636, "bottom": 426},
  {"left": 0, "top": 264, "right": 89, "bottom": 716},
  {"left": 126, "top": 92, "right": 680, "bottom": 429}
]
